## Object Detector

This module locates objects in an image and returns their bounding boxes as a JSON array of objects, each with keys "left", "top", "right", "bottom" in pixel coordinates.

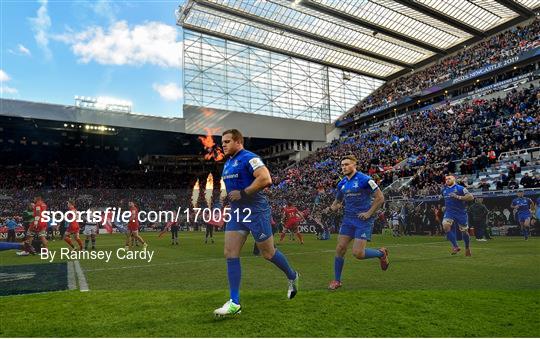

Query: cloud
[
  {"left": 90, "top": 0, "right": 118, "bottom": 23},
  {"left": 28, "top": 0, "right": 52, "bottom": 59},
  {"left": 0, "top": 70, "right": 18, "bottom": 95},
  {"left": 18, "top": 44, "right": 32, "bottom": 56},
  {"left": 153, "top": 82, "right": 183, "bottom": 101},
  {"left": 54, "top": 21, "right": 182, "bottom": 68},
  {"left": 9, "top": 44, "right": 32, "bottom": 56},
  {"left": 0, "top": 70, "right": 10, "bottom": 82}
]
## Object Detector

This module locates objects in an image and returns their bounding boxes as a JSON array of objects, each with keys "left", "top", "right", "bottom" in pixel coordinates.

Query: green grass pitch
[{"left": 1, "top": 232, "right": 539, "bottom": 337}]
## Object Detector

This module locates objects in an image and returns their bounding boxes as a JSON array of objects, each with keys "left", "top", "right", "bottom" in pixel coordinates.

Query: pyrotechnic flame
[{"left": 198, "top": 127, "right": 224, "bottom": 161}]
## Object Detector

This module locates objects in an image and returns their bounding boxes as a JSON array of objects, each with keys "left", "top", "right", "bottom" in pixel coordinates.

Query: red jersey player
[
  {"left": 64, "top": 201, "right": 83, "bottom": 250},
  {"left": 279, "top": 201, "right": 305, "bottom": 244},
  {"left": 25, "top": 195, "right": 48, "bottom": 249},
  {"left": 125, "top": 201, "right": 147, "bottom": 250}
]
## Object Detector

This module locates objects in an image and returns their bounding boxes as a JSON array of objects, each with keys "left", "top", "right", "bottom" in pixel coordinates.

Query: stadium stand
[
  {"left": 343, "top": 18, "right": 539, "bottom": 120},
  {"left": 270, "top": 84, "right": 539, "bottom": 203}
]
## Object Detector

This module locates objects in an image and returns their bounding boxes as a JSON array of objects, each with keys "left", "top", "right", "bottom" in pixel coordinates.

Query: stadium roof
[{"left": 177, "top": 0, "right": 539, "bottom": 80}]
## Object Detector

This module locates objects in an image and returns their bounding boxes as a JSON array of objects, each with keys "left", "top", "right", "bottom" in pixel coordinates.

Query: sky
[{"left": 1, "top": 0, "right": 187, "bottom": 117}]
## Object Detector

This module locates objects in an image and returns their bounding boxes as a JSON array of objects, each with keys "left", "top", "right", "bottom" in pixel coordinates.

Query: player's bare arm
[
  {"left": 327, "top": 199, "right": 342, "bottom": 212},
  {"left": 228, "top": 166, "right": 271, "bottom": 201},
  {"left": 461, "top": 192, "right": 474, "bottom": 202},
  {"left": 450, "top": 192, "right": 474, "bottom": 202}
]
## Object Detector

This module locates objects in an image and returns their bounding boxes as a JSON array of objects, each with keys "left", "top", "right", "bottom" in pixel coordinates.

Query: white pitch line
[
  {"left": 67, "top": 261, "right": 76, "bottom": 290},
  {"left": 84, "top": 250, "right": 332, "bottom": 272},
  {"left": 73, "top": 260, "right": 89, "bottom": 292},
  {"left": 83, "top": 240, "right": 448, "bottom": 273},
  {"left": 421, "top": 243, "right": 493, "bottom": 250}
]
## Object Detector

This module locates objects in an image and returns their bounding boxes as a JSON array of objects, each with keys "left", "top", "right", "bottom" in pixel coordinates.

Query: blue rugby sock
[
  {"left": 462, "top": 231, "right": 470, "bottom": 249},
  {"left": 524, "top": 228, "right": 529, "bottom": 240},
  {"left": 334, "top": 256, "right": 344, "bottom": 282},
  {"left": 446, "top": 230, "right": 459, "bottom": 248},
  {"left": 226, "top": 258, "right": 241, "bottom": 304},
  {"left": 364, "top": 248, "right": 384, "bottom": 259},
  {"left": 269, "top": 249, "right": 296, "bottom": 280},
  {"left": 0, "top": 242, "right": 22, "bottom": 251}
]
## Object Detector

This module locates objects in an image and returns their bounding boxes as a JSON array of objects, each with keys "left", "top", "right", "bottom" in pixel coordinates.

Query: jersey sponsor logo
[
  {"left": 353, "top": 182, "right": 359, "bottom": 188},
  {"left": 360, "top": 233, "right": 366, "bottom": 238},
  {"left": 368, "top": 180, "right": 378, "bottom": 190},
  {"left": 222, "top": 173, "right": 239, "bottom": 180},
  {"left": 259, "top": 233, "right": 267, "bottom": 239},
  {"left": 249, "top": 157, "right": 264, "bottom": 171},
  {"left": 233, "top": 160, "right": 239, "bottom": 167}
]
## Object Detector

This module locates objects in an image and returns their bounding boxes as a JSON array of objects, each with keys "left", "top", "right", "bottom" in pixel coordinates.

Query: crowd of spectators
[
  {"left": 0, "top": 165, "right": 195, "bottom": 190},
  {"left": 270, "top": 84, "right": 539, "bottom": 207},
  {"left": 343, "top": 18, "right": 539, "bottom": 120},
  {"left": 0, "top": 163, "right": 198, "bottom": 224},
  {"left": 0, "top": 186, "right": 194, "bottom": 223}
]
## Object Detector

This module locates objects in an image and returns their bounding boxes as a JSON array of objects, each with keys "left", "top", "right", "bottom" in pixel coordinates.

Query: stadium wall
[
  {"left": 183, "top": 105, "right": 328, "bottom": 141},
  {"left": 325, "top": 125, "right": 342, "bottom": 143},
  {"left": 0, "top": 99, "right": 186, "bottom": 133}
]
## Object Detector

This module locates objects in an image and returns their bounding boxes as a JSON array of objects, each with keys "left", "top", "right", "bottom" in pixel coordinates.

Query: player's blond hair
[{"left": 341, "top": 155, "right": 357, "bottom": 163}]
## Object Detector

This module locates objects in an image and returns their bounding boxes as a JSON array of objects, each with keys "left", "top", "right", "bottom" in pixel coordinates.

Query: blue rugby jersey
[
  {"left": 222, "top": 149, "right": 270, "bottom": 214},
  {"left": 512, "top": 197, "right": 533, "bottom": 213},
  {"left": 442, "top": 184, "right": 469, "bottom": 216},
  {"left": 335, "top": 171, "right": 379, "bottom": 219}
]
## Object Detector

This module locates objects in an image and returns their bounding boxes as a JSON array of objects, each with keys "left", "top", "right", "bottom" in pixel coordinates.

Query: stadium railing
[
  {"left": 498, "top": 146, "right": 540, "bottom": 161},
  {"left": 396, "top": 187, "right": 540, "bottom": 202},
  {"left": 383, "top": 176, "right": 414, "bottom": 193}
]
